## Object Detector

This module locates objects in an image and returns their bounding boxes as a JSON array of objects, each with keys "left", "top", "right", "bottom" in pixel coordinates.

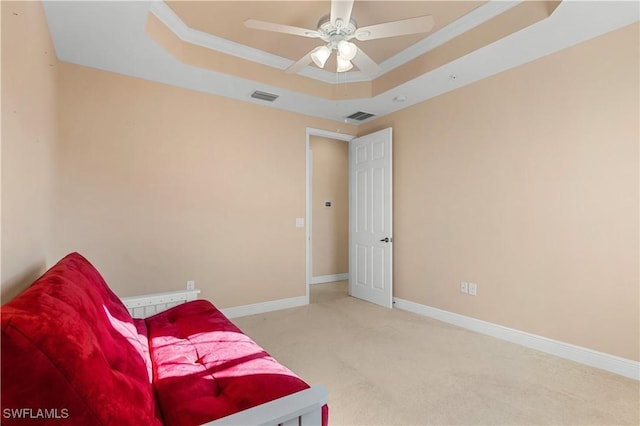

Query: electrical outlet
[
  {"left": 469, "top": 282, "right": 477, "bottom": 296},
  {"left": 460, "top": 282, "right": 468, "bottom": 294},
  {"left": 186, "top": 280, "right": 195, "bottom": 291}
]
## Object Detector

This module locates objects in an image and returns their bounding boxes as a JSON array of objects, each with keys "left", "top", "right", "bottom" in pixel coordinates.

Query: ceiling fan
[{"left": 244, "top": 0, "right": 435, "bottom": 75}]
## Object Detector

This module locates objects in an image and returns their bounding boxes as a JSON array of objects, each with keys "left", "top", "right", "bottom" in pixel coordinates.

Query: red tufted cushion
[
  {"left": 146, "top": 300, "right": 327, "bottom": 426},
  {"left": 1, "top": 253, "right": 161, "bottom": 425}
]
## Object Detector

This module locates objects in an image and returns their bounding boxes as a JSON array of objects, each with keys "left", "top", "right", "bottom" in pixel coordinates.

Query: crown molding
[
  {"left": 380, "top": 1, "right": 522, "bottom": 72},
  {"left": 149, "top": 1, "right": 290, "bottom": 70},
  {"left": 148, "top": 0, "right": 522, "bottom": 85},
  {"left": 41, "top": 0, "right": 639, "bottom": 125}
]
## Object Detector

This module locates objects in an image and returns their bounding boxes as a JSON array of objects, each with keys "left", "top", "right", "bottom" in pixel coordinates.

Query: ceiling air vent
[
  {"left": 346, "top": 111, "right": 376, "bottom": 121},
  {"left": 250, "top": 90, "right": 279, "bottom": 102}
]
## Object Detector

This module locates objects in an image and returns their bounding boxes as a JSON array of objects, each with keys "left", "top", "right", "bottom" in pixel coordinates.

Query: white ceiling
[{"left": 42, "top": 1, "right": 639, "bottom": 124}]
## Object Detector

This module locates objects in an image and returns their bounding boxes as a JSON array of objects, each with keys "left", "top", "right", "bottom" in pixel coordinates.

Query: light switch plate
[{"left": 295, "top": 218, "right": 304, "bottom": 227}]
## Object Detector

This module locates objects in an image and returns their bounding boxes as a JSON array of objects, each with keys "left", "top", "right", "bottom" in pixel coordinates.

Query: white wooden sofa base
[{"left": 121, "top": 290, "right": 328, "bottom": 426}]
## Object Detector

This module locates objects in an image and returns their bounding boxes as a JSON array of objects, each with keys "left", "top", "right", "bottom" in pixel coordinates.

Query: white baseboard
[
  {"left": 310, "top": 273, "right": 349, "bottom": 285},
  {"left": 393, "top": 297, "right": 639, "bottom": 381},
  {"left": 221, "top": 296, "right": 308, "bottom": 319}
]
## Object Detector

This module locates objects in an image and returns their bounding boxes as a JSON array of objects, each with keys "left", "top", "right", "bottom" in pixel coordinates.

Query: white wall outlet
[
  {"left": 460, "top": 282, "right": 468, "bottom": 294},
  {"left": 186, "top": 280, "right": 195, "bottom": 290},
  {"left": 295, "top": 218, "right": 304, "bottom": 227},
  {"left": 469, "top": 282, "right": 477, "bottom": 296}
]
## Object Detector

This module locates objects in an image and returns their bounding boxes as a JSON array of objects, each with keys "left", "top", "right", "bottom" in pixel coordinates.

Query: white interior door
[{"left": 349, "top": 128, "right": 393, "bottom": 308}]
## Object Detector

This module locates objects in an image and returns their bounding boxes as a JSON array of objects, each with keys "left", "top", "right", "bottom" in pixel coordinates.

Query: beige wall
[
  {"left": 52, "top": 62, "right": 356, "bottom": 308},
  {"left": 2, "top": 0, "right": 637, "bottom": 364},
  {"left": 360, "top": 23, "right": 639, "bottom": 361},
  {"left": 1, "top": 1, "right": 58, "bottom": 302},
  {"left": 310, "top": 136, "right": 348, "bottom": 277}
]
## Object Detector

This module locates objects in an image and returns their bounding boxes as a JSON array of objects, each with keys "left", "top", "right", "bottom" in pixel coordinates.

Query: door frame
[{"left": 305, "top": 128, "right": 355, "bottom": 303}]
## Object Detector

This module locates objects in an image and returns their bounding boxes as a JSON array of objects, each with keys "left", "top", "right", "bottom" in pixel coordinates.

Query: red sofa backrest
[{"left": 1, "top": 252, "right": 162, "bottom": 425}]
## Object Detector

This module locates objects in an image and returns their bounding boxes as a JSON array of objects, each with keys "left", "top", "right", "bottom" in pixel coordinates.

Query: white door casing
[{"left": 349, "top": 128, "right": 393, "bottom": 308}]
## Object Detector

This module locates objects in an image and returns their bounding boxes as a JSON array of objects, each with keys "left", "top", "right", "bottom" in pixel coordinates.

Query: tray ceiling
[{"left": 42, "top": 1, "right": 639, "bottom": 124}]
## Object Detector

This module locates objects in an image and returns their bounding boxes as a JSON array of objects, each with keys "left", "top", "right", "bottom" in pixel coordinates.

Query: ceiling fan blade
[
  {"left": 285, "top": 51, "right": 315, "bottom": 74},
  {"left": 244, "top": 19, "right": 320, "bottom": 38},
  {"left": 330, "top": 0, "right": 354, "bottom": 26},
  {"left": 355, "top": 15, "right": 435, "bottom": 41},
  {"left": 351, "top": 47, "right": 382, "bottom": 75}
]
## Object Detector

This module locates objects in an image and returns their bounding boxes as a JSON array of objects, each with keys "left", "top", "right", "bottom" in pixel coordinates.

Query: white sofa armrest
[
  {"left": 201, "top": 385, "right": 328, "bottom": 426},
  {"left": 121, "top": 289, "right": 201, "bottom": 318}
]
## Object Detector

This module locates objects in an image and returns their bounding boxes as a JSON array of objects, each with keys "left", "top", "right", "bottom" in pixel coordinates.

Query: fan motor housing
[{"left": 317, "top": 14, "right": 358, "bottom": 40}]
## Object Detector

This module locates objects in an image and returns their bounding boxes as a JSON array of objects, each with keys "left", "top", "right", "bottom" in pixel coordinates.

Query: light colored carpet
[{"left": 233, "top": 281, "right": 639, "bottom": 425}]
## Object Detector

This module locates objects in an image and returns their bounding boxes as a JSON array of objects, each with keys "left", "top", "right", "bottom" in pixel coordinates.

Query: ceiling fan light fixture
[
  {"left": 336, "top": 54, "right": 353, "bottom": 72},
  {"left": 311, "top": 45, "right": 331, "bottom": 68},
  {"left": 246, "top": 1, "right": 435, "bottom": 76},
  {"left": 337, "top": 40, "right": 357, "bottom": 61}
]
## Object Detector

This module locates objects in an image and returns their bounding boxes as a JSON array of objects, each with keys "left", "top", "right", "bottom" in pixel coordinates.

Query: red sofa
[{"left": 1, "top": 253, "right": 327, "bottom": 425}]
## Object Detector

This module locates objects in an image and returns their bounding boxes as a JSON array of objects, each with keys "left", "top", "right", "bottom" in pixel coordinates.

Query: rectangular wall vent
[
  {"left": 250, "top": 90, "right": 279, "bottom": 102},
  {"left": 346, "top": 111, "right": 376, "bottom": 121}
]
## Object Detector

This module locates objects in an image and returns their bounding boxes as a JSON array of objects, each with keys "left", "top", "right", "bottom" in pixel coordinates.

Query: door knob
[{"left": 380, "top": 237, "right": 391, "bottom": 243}]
